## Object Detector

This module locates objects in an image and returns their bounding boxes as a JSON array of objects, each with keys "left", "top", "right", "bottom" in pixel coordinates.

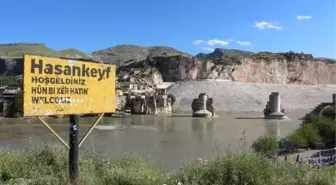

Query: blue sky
[{"left": 1, "top": 0, "right": 335, "bottom": 58}]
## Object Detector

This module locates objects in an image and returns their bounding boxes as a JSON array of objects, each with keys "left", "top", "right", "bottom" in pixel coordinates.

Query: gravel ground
[{"left": 168, "top": 80, "right": 336, "bottom": 114}]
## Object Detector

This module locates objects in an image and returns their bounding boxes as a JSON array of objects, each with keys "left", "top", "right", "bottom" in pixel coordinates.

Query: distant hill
[
  {"left": 59, "top": 48, "right": 101, "bottom": 61},
  {"left": 92, "top": 44, "right": 191, "bottom": 65},
  {"left": 0, "top": 43, "right": 62, "bottom": 58},
  {"left": 0, "top": 43, "right": 99, "bottom": 61},
  {"left": 196, "top": 48, "right": 254, "bottom": 61}
]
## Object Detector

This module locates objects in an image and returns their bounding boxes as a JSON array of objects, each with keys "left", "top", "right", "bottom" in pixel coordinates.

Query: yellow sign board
[{"left": 23, "top": 55, "right": 116, "bottom": 116}]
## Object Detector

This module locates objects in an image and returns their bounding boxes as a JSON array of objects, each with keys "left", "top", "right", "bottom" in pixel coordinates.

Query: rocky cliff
[
  {"left": 118, "top": 51, "right": 336, "bottom": 85},
  {"left": 1, "top": 43, "right": 335, "bottom": 85}
]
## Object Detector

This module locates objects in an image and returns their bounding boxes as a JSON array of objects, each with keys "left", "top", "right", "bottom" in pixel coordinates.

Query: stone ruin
[
  {"left": 0, "top": 86, "right": 21, "bottom": 118},
  {"left": 125, "top": 87, "right": 173, "bottom": 115},
  {"left": 308, "top": 94, "right": 336, "bottom": 117},
  {"left": 127, "top": 94, "right": 173, "bottom": 115},
  {"left": 191, "top": 93, "right": 215, "bottom": 117},
  {"left": 264, "top": 92, "right": 287, "bottom": 119}
]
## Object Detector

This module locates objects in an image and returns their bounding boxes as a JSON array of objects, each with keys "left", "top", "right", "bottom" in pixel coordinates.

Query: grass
[
  {"left": 0, "top": 145, "right": 165, "bottom": 185},
  {"left": 0, "top": 144, "right": 335, "bottom": 185}
]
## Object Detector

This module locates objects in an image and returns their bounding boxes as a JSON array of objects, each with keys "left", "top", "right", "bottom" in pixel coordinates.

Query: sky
[{"left": 1, "top": 0, "right": 335, "bottom": 58}]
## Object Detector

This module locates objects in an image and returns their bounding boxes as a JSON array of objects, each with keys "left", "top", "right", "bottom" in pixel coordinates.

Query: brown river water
[{"left": 0, "top": 111, "right": 306, "bottom": 170}]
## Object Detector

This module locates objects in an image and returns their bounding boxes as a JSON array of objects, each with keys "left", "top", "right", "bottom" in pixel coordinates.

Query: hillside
[
  {"left": 196, "top": 48, "right": 254, "bottom": 61},
  {"left": 0, "top": 43, "right": 100, "bottom": 61},
  {"left": 92, "top": 44, "right": 191, "bottom": 65},
  {"left": 0, "top": 43, "right": 62, "bottom": 58}
]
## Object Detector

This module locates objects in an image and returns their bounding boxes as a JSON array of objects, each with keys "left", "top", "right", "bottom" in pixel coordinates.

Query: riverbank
[
  {"left": 0, "top": 144, "right": 335, "bottom": 185},
  {"left": 168, "top": 81, "right": 336, "bottom": 114}
]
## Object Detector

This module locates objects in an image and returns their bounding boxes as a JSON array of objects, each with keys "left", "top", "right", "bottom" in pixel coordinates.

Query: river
[{"left": 0, "top": 111, "right": 306, "bottom": 170}]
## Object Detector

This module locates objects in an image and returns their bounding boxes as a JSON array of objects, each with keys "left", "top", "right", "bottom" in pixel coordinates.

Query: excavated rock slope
[
  {"left": 168, "top": 81, "right": 336, "bottom": 114},
  {"left": 123, "top": 55, "right": 336, "bottom": 85}
]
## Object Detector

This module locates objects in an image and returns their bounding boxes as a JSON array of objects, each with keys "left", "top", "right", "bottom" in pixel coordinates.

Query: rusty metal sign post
[{"left": 23, "top": 55, "right": 116, "bottom": 184}]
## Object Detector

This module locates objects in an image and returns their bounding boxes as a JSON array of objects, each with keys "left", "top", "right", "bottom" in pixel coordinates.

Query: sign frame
[
  {"left": 22, "top": 54, "right": 116, "bottom": 117},
  {"left": 22, "top": 54, "right": 116, "bottom": 184}
]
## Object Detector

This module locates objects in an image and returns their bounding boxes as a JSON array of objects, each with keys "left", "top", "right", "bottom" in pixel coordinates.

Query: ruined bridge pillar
[
  {"left": 192, "top": 93, "right": 214, "bottom": 118},
  {"left": 264, "top": 92, "right": 287, "bottom": 119}
]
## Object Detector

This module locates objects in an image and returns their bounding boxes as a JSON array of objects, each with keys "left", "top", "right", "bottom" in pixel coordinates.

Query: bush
[
  {"left": 288, "top": 132, "right": 307, "bottom": 148},
  {"left": 289, "top": 108, "right": 335, "bottom": 149},
  {"left": 314, "top": 117, "right": 335, "bottom": 147},
  {"left": 321, "top": 107, "right": 336, "bottom": 119},
  {"left": 251, "top": 136, "right": 278, "bottom": 157},
  {"left": 288, "top": 123, "right": 320, "bottom": 148}
]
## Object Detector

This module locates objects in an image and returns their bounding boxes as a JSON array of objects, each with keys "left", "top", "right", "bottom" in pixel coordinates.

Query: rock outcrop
[
  {"left": 118, "top": 52, "right": 336, "bottom": 85},
  {"left": 209, "top": 57, "right": 336, "bottom": 84}
]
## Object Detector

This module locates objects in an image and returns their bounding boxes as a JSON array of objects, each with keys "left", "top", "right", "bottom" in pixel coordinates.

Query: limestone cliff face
[
  {"left": 229, "top": 59, "right": 336, "bottom": 84},
  {"left": 119, "top": 55, "right": 336, "bottom": 85},
  {"left": 118, "top": 56, "right": 200, "bottom": 82}
]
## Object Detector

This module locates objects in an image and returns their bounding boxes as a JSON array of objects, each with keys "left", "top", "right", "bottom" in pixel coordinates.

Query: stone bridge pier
[
  {"left": 264, "top": 92, "right": 287, "bottom": 119},
  {"left": 191, "top": 93, "right": 215, "bottom": 117}
]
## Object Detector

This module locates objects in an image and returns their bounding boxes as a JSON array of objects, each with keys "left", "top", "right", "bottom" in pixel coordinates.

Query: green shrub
[
  {"left": 314, "top": 117, "right": 335, "bottom": 147},
  {"left": 321, "top": 107, "right": 336, "bottom": 119},
  {"left": 251, "top": 136, "right": 278, "bottom": 157},
  {"left": 288, "top": 123, "right": 320, "bottom": 148},
  {"left": 289, "top": 108, "right": 335, "bottom": 149},
  {"left": 288, "top": 132, "right": 307, "bottom": 148}
]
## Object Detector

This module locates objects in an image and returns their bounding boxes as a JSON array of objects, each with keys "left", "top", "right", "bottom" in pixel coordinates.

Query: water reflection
[
  {"left": 156, "top": 116, "right": 175, "bottom": 133},
  {"left": 191, "top": 118, "right": 214, "bottom": 130},
  {"left": 264, "top": 120, "right": 281, "bottom": 138}
]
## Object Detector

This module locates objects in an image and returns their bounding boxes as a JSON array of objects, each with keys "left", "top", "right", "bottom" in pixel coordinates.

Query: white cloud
[
  {"left": 296, "top": 15, "right": 312, "bottom": 20},
  {"left": 192, "top": 40, "right": 204, "bottom": 45},
  {"left": 206, "top": 39, "right": 229, "bottom": 46},
  {"left": 254, "top": 21, "right": 282, "bottom": 30},
  {"left": 228, "top": 39, "right": 235, "bottom": 42},
  {"left": 236, "top": 40, "right": 252, "bottom": 46},
  {"left": 201, "top": 47, "right": 215, "bottom": 52},
  {"left": 236, "top": 41, "right": 251, "bottom": 46}
]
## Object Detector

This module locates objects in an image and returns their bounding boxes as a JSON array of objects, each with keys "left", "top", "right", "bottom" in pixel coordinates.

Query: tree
[
  {"left": 288, "top": 123, "right": 320, "bottom": 148},
  {"left": 321, "top": 107, "right": 335, "bottom": 119},
  {"left": 251, "top": 136, "right": 279, "bottom": 157}
]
